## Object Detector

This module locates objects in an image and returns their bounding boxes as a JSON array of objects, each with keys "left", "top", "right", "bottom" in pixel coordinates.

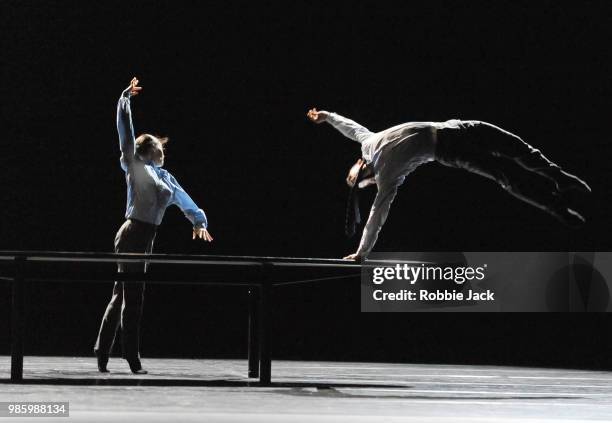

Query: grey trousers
[
  {"left": 94, "top": 218, "right": 157, "bottom": 360},
  {"left": 435, "top": 120, "right": 565, "bottom": 213}
]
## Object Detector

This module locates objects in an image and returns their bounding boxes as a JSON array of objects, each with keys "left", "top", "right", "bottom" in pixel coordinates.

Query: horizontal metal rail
[
  {"left": 0, "top": 250, "right": 424, "bottom": 269},
  {"left": 0, "top": 250, "right": 363, "bottom": 268}
]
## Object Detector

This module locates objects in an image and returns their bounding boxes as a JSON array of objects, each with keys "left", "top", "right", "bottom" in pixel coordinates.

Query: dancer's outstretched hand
[
  {"left": 128, "top": 77, "right": 142, "bottom": 96},
  {"left": 343, "top": 252, "right": 360, "bottom": 261},
  {"left": 306, "top": 108, "right": 328, "bottom": 124},
  {"left": 193, "top": 227, "right": 214, "bottom": 242}
]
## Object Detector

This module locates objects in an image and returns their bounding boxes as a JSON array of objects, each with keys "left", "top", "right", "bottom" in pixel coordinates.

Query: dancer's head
[
  {"left": 346, "top": 158, "right": 375, "bottom": 188},
  {"left": 136, "top": 134, "right": 167, "bottom": 167}
]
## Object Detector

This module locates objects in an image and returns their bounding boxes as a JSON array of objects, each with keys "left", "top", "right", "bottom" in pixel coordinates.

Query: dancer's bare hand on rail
[
  {"left": 128, "top": 77, "right": 142, "bottom": 96},
  {"left": 343, "top": 252, "right": 360, "bottom": 261},
  {"left": 193, "top": 227, "right": 214, "bottom": 242},
  {"left": 306, "top": 108, "right": 328, "bottom": 124}
]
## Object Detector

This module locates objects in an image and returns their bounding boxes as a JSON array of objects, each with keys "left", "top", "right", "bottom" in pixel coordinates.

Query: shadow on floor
[
  {"left": 282, "top": 386, "right": 582, "bottom": 401},
  {"left": 0, "top": 378, "right": 582, "bottom": 401},
  {"left": 0, "top": 377, "right": 412, "bottom": 389}
]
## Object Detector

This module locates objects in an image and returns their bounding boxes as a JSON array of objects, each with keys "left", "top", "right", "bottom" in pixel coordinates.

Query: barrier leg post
[
  {"left": 10, "top": 257, "right": 25, "bottom": 382},
  {"left": 247, "top": 287, "right": 260, "bottom": 378},
  {"left": 258, "top": 266, "right": 272, "bottom": 385}
]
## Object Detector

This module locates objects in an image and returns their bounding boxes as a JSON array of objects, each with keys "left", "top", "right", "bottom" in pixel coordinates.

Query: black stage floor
[{"left": 1, "top": 356, "right": 611, "bottom": 422}]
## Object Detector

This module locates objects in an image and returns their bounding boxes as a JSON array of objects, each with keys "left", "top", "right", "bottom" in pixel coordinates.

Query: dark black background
[{"left": 2, "top": 0, "right": 612, "bottom": 368}]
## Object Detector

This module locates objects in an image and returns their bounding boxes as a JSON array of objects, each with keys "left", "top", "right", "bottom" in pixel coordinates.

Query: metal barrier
[{"left": 0, "top": 251, "right": 362, "bottom": 385}]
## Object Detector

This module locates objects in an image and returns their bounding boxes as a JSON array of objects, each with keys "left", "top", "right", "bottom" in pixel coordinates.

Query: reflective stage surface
[{"left": 1, "top": 356, "right": 612, "bottom": 422}]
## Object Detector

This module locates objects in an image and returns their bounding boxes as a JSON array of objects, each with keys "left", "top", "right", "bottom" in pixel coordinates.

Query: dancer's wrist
[{"left": 121, "top": 87, "right": 132, "bottom": 99}]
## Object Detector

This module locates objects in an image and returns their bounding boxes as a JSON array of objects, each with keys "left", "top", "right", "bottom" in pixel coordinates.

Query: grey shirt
[{"left": 326, "top": 112, "right": 464, "bottom": 255}]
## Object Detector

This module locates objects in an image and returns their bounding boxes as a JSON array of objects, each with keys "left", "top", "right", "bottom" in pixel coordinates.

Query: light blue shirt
[{"left": 117, "top": 88, "right": 208, "bottom": 229}]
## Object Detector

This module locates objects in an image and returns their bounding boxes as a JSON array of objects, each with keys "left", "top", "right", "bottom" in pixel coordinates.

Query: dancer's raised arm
[
  {"left": 307, "top": 108, "right": 373, "bottom": 144},
  {"left": 117, "top": 77, "right": 142, "bottom": 170}
]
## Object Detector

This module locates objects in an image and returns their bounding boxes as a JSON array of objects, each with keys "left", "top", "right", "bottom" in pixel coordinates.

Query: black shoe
[
  {"left": 126, "top": 358, "right": 148, "bottom": 375},
  {"left": 94, "top": 351, "right": 109, "bottom": 373},
  {"left": 555, "top": 170, "right": 591, "bottom": 194},
  {"left": 550, "top": 206, "right": 586, "bottom": 228}
]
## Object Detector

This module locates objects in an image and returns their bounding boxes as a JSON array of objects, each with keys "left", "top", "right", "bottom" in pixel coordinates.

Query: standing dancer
[
  {"left": 94, "top": 78, "right": 213, "bottom": 374},
  {"left": 307, "top": 108, "right": 590, "bottom": 260}
]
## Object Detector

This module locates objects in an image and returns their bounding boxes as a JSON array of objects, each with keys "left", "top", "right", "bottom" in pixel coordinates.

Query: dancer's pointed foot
[
  {"left": 550, "top": 206, "right": 586, "bottom": 228},
  {"left": 126, "top": 357, "right": 148, "bottom": 375},
  {"left": 555, "top": 170, "right": 591, "bottom": 194},
  {"left": 94, "top": 350, "right": 109, "bottom": 373}
]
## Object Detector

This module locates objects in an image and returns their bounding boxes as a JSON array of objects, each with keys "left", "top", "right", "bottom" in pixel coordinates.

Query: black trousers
[
  {"left": 94, "top": 218, "right": 157, "bottom": 360},
  {"left": 435, "top": 120, "right": 564, "bottom": 213}
]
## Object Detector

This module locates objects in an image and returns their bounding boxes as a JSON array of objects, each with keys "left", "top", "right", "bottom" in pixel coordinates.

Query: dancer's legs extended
[
  {"left": 435, "top": 128, "right": 585, "bottom": 226},
  {"left": 470, "top": 121, "right": 590, "bottom": 193},
  {"left": 453, "top": 153, "right": 582, "bottom": 224}
]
